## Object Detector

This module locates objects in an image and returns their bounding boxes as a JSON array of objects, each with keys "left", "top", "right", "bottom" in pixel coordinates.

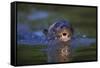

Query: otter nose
[{"left": 63, "top": 33, "right": 67, "bottom": 36}]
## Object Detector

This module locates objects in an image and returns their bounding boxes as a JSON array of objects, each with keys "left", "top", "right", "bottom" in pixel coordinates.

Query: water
[{"left": 17, "top": 30, "right": 96, "bottom": 48}]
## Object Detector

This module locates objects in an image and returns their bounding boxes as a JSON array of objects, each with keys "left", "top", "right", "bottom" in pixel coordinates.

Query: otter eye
[{"left": 63, "top": 33, "right": 67, "bottom": 36}]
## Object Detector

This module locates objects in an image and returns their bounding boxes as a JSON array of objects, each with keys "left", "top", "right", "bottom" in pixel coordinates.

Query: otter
[{"left": 43, "top": 20, "right": 73, "bottom": 63}]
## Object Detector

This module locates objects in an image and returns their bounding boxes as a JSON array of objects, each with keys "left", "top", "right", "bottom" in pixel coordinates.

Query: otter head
[
  {"left": 56, "top": 27, "right": 73, "bottom": 42},
  {"left": 43, "top": 20, "right": 73, "bottom": 42}
]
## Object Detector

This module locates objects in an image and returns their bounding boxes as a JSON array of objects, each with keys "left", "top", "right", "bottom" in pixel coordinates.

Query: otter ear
[{"left": 43, "top": 29, "right": 48, "bottom": 36}]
